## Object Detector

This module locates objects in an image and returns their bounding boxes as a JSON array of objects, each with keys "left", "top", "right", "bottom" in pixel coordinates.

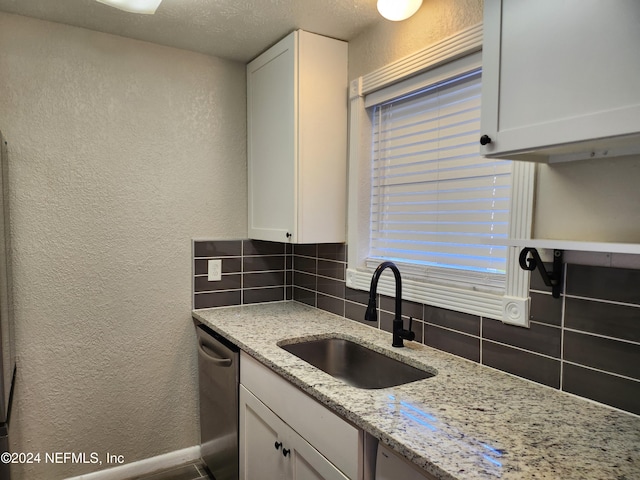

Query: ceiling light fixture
[
  {"left": 377, "top": 0, "right": 423, "bottom": 21},
  {"left": 96, "top": 0, "right": 162, "bottom": 14}
]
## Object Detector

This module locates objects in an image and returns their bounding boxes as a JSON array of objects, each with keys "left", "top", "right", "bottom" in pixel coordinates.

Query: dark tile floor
[{"left": 123, "top": 459, "right": 212, "bottom": 480}]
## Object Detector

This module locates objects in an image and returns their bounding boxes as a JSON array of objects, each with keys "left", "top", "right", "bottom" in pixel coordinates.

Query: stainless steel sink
[{"left": 280, "top": 337, "right": 435, "bottom": 389}]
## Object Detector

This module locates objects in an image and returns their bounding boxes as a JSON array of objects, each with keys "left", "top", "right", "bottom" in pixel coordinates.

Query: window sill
[{"left": 346, "top": 267, "right": 525, "bottom": 324}]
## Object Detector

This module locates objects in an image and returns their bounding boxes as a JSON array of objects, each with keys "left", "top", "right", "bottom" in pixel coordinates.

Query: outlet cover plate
[{"left": 208, "top": 259, "right": 222, "bottom": 281}]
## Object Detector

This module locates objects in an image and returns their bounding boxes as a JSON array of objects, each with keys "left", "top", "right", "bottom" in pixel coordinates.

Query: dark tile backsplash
[
  {"left": 564, "top": 297, "right": 640, "bottom": 343},
  {"left": 193, "top": 240, "right": 640, "bottom": 416},
  {"left": 482, "top": 340, "right": 561, "bottom": 389},
  {"left": 193, "top": 240, "right": 242, "bottom": 258},
  {"left": 483, "top": 318, "right": 562, "bottom": 358},
  {"left": 193, "top": 239, "right": 290, "bottom": 309},
  {"left": 566, "top": 264, "right": 640, "bottom": 304},
  {"left": 426, "top": 324, "right": 480, "bottom": 363}
]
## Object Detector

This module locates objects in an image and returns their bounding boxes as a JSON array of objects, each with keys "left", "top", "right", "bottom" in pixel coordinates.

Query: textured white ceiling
[{"left": 0, "top": 0, "right": 382, "bottom": 62}]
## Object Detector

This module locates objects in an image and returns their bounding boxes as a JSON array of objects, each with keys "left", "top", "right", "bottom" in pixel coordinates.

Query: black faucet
[{"left": 364, "top": 261, "right": 415, "bottom": 348}]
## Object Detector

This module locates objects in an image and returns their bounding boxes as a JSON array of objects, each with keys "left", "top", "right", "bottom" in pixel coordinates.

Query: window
[
  {"left": 347, "top": 24, "right": 535, "bottom": 326},
  {"left": 369, "top": 68, "right": 511, "bottom": 292}
]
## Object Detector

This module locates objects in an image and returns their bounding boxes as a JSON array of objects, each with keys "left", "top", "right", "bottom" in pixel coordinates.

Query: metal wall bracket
[{"left": 518, "top": 248, "right": 564, "bottom": 298}]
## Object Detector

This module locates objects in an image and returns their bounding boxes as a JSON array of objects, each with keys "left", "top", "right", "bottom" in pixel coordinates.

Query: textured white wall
[
  {"left": 533, "top": 156, "right": 640, "bottom": 243},
  {"left": 348, "top": 0, "right": 483, "bottom": 80},
  {"left": 0, "top": 12, "right": 246, "bottom": 479},
  {"left": 349, "top": 0, "right": 640, "bottom": 244}
]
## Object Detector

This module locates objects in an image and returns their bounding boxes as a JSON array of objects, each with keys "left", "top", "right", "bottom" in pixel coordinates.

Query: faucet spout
[{"left": 364, "top": 261, "right": 415, "bottom": 348}]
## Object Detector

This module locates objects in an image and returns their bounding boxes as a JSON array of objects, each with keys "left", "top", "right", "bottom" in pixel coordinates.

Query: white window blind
[
  {"left": 368, "top": 69, "right": 512, "bottom": 290},
  {"left": 348, "top": 27, "right": 535, "bottom": 325}
]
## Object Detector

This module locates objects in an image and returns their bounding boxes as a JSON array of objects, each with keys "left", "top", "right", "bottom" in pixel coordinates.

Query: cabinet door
[
  {"left": 240, "top": 386, "right": 350, "bottom": 480},
  {"left": 287, "top": 426, "right": 350, "bottom": 480},
  {"left": 247, "top": 32, "right": 296, "bottom": 242},
  {"left": 240, "top": 385, "right": 287, "bottom": 480},
  {"left": 481, "top": 0, "right": 640, "bottom": 162}
]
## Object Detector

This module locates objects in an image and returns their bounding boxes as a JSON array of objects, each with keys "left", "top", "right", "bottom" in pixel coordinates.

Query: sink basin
[{"left": 280, "top": 337, "right": 435, "bottom": 389}]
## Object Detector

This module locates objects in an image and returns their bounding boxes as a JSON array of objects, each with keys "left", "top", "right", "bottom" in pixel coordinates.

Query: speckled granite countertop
[{"left": 192, "top": 302, "right": 640, "bottom": 480}]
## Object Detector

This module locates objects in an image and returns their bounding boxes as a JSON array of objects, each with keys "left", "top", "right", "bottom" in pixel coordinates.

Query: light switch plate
[{"left": 208, "top": 259, "right": 222, "bottom": 281}]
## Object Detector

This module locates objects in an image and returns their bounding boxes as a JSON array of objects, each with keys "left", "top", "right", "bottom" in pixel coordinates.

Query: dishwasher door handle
[{"left": 198, "top": 338, "right": 233, "bottom": 367}]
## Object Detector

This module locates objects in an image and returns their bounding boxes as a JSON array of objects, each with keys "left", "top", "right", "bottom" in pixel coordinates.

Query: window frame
[{"left": 346, "top": 23, "right": 536, "bottom": 326}]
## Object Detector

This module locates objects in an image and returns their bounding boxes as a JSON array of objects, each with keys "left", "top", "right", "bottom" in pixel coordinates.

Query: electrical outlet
[{"left": 208, "top": 259, "right": 222, "bottom": 281}]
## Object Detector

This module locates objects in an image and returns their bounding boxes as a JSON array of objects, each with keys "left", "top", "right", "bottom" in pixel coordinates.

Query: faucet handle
[{"left": 406, "top": 317, "right": 416, "bottom": 342}]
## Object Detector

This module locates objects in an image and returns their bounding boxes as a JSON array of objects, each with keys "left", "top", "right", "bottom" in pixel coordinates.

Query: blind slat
[{"left": 369, "top": 69, "right": 512, "bottom": 278}]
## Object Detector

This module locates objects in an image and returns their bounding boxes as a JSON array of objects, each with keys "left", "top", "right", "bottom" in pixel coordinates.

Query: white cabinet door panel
[
  {"left": 239, "top": 385, "right": 287, "bottom": 480},
  {"left": 247, "top": 34, "right": 295, "bottom": 241},
  {"left": 240, "top": 385, "right": 350, "bottom": 480},
  {"left": 481, "top": 0, "right": 640, "bottom": 162}
]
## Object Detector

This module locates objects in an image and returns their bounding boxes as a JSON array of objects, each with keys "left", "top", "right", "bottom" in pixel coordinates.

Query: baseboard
[{"left": 65, "top": 445, "right": 202, "bottom": 480}]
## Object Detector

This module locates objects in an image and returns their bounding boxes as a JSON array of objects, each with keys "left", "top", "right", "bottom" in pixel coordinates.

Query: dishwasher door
[{"left": 196, "top": 323, "right": 239, "bottom": 480}]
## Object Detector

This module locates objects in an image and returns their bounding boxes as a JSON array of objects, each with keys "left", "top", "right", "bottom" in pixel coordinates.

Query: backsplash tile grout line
[
  {"left": 194, "top": 285, "right": 287, "bottom": 293},
  {"left": 529, "top": 320, "right": 562, "bottom": 330},
  {"left": 195, "top": 288, "right": 242, "bottom": 294},
  {"left": 479, "top": 317, "right": 483, "bottom": 364},
  {"left": 562, "top": 328, "right": 640, "bottom": 346},
  {"left": 560, "top": 266, "right": 567, "bottom": 389},
  {"left": 482, "top": 337, "right": 563, "bottom": 361},
  {"left": 240, "top": 240, "right": 244, "bottom": 304},
  {"left": 423, "top": 322, "right": 480, "bottom": 340},
  {"left": 562, "top": 361, "right": 640, "bottom": 383},
  {"left": 562, "top": 294, "right": 640, "bottom": 308}
]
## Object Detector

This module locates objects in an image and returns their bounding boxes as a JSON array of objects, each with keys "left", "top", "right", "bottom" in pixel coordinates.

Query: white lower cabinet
[
  {"left": 240, "top": 352, "right": 360, "bottom": 480},
  {"left": 240, "top": 385, "right": 349, "bottom": 480}
]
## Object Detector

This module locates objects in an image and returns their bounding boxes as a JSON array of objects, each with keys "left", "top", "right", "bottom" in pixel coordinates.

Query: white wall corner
[{"left": 501, "top": 296, "right": 530, "bottom": 327}]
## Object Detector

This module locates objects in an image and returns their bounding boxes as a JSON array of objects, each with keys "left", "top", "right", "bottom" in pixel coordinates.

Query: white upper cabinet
[
  {"left": 480, "top": 0, "right": 640, "bottom": 163},
  {"left": 247, "top": 30, "right": 348, "bottom": 243}
]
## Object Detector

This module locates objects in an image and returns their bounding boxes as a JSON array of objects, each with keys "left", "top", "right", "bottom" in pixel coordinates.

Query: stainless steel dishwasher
[{"left": 196, "top": 322, "right": 239, "bottom": 480}]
